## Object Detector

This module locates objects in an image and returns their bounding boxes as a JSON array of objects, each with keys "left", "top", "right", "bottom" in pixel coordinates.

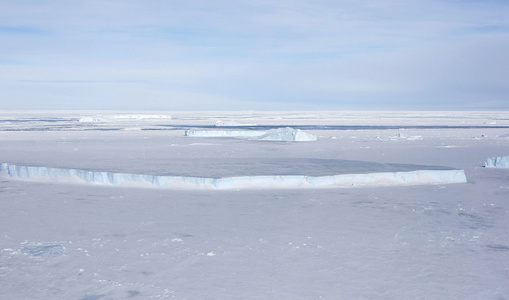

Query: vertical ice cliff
[
  {"left": 485, "top": 156, "right": 509, "bottom": 168},
  {"left": 1, "top": 163, "right": 467, "bottom": 189},
  {"left": 256, "top": 128, "right": 317, "bottom": 141}
]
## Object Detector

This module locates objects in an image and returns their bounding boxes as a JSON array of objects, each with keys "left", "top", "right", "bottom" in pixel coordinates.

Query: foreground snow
[{"left": 1, "top": 111, "right": 509, "bottom": 299}]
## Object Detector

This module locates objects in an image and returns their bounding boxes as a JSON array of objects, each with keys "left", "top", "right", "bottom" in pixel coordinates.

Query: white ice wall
[
  {"left": 485, "top": 156, "right": 509, "bottom": 168},
  {"left": 78, "top": 114, "right": 171, "bottom": 123},
  {"left": 185, "top": 127, "right": 317, "bottom": 142},
  {"left": 257, "top": 128, "right": 317, "bottom": 141},
  {"left": 185, "top": 130, "right": 266, "bottom": 137},
  {"left": 1, "top": 163, "right": 467, "bottom": 190}
]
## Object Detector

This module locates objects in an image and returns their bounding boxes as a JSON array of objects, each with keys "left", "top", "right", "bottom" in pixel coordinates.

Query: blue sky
[{"left": 1, "top": 0, "right": 508, "bottom": 110}]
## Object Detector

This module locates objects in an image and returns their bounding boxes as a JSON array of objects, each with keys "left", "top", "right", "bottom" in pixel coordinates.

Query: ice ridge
[{"left": 1, "top": 163, "right": 467, "bottom": 189}]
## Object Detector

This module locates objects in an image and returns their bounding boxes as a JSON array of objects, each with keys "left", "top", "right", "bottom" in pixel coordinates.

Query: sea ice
[
  {"left": 22, "top": 245, "right": 66, "bottom": 256},
  {"left": 1, "top": 111, "right": 509, "bottom": 300}
]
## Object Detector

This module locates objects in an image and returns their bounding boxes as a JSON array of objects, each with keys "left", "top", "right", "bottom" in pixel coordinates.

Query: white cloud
[{"left": 1, "top": 0, "right": 509, "bottom": 109}]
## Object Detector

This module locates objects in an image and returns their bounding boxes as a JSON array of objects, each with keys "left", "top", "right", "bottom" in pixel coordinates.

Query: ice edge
[
  {"left": 485, "top": 156, "right": 509, "bottom": 168},
  {"left": 0, "top": 163, "right": 467, "bottom": 189}
]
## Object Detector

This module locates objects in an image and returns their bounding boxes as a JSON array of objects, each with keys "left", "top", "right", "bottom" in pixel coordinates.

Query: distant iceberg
[
  {"left": 186, "top": 127, "right": 317, "bottom": 142},
  {"left": 485, "top": 156, "right": 509, "bottom": 168},
  {"left": 111, "top": 114, "right": 171, "bottom": 119},
  {"left": 257, "top": 128, "right": 317, "bottom": 142},
  {"left": 1, "top": 163, "right": 467, "bottom": 190},
  {"left": 78, "top": 114, "right": 171, "bottom": 123},
  {"left": 215, "top": 120, "right": 254, "bottom": 126},
  {"left": 78, "top": 116, "right": 106, "bottom": 123},
  {"left": 185, "top": 130, "right": 266, "bottom": 137}
]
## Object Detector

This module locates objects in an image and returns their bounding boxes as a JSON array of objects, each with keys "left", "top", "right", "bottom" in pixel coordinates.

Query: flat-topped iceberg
[
  {"left": 78, "top": 116, "right": 106, "bottom": 123},
  {"left": 78, "top": 114, "right": 171, "bottom": 123},
  {"left": 1, "top": 163, "right": 467, "bottom": 190},
  {"left": 185, "top": 130, "right": 266, "bottom": 138},
  {"left": 257, "top": 127, "right": 317, "bottom": 142},
  {"left": 215, "top": 120, "right": 255, "bottom": 126},
  {"left": 185, "top": 127, "right": 317, "bottom": 142},
  {"left": 485, "top": 156, "right": 509, "bottom": 168},
  {"left": 111, "top": 114, "right": 171, "bottom": 119}
]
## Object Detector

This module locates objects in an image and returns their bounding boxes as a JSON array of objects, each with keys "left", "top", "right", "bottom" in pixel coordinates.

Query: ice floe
[{"left": 1, "top": 163, "right": 466, "bottom": 189}]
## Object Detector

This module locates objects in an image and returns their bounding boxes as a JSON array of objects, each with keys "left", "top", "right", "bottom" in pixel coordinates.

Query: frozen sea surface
[{"left": 1, "top": 111, "right": 509, "bottom": 299}]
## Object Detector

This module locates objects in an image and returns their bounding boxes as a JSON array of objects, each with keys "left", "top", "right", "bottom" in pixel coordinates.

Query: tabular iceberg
[
  {"left": 1, "top": 163, "right": 467, "bottom": 190},
  {"left": 185, "top": 130, "right": 266, "bottom": 137},
  {"left": 485, "top": 156, "right": 509, "bottom": 168},
  {"left": 78, "top": 116, "right": 106, "bottom": 123},
  {"left": 185, "top": 127, "right": 317, "bottom": 142},
  {"left": 257, "top": 128, "right": 317, "bottom": 142}
]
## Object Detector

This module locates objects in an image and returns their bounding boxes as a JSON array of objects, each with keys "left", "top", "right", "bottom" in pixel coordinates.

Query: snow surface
[
  {"left": 78, "top": 114, "right": 171, "bottom": 123},
  {"left": 1, "top": 111, "right": 509, "bottom": 299},
  {"left": 485, "top": 156, "right": 509, "bottom": 168}
]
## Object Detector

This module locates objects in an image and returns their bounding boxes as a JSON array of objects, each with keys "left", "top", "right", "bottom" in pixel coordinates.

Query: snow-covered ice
[
  {"left": 1, "top": 111, "right": 509, "bottom": 299},
  {"left": 22, "top": 245, "right": 66, "bottom": 256}
]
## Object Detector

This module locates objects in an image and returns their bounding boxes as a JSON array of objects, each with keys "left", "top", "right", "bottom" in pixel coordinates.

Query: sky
[{"left": 1, "top": 0, "right": 508, "bottom": 110}]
